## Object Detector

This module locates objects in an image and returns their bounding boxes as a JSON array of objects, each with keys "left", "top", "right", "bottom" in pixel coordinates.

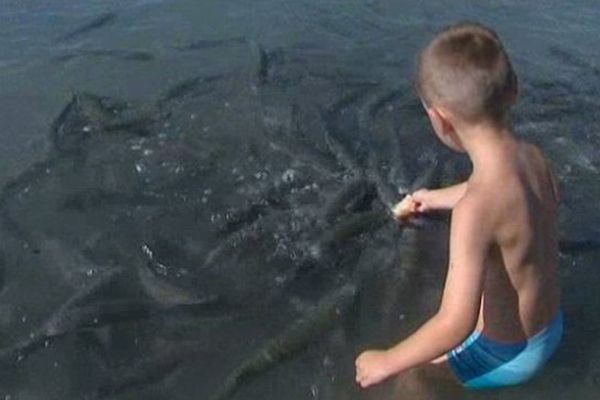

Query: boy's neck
[{"left": 456, "top": 120, "right": 517, "bottom": 179}]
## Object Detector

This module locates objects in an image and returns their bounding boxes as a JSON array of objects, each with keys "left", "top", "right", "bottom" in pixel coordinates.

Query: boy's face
[{"left": 422, "top": 102, "right": 465, "bottom": 153}]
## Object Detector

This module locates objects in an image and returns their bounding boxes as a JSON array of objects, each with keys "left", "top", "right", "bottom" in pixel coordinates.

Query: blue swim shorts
[{"left": 447, "top": 310, "right": 564, "bottom": 389}]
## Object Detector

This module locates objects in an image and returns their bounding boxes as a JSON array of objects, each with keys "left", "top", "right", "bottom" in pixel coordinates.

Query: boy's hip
[{"left": 447, "top": 309, "right": 564, "bottom": 389}]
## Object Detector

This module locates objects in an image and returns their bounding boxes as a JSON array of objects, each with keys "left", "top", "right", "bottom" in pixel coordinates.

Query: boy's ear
[{"left": 427, "top": 105, "right": 455, "bottom": 136}]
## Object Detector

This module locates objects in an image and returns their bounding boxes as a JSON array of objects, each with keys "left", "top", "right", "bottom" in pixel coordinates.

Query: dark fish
[
  {"left": 140, "top": 243, "right": 220, "bottom": 307},
  {"left": 0, "top": 268, "right": 124, "bottom": 364},
  {"left": 158, "top": 74, "right": 223, "bottom": 104},
  {"left": 60, "top": 12, "right": 117, "bottom": 41},
  {"left": 51, "top": 93, "right": 157, "bottom": 151},
  {"left": 558, "top": 239, "right": 600, "bottom": 255},
  {"left": 366, "top": 88, "right": 409, "bottom": 118},
  {"left": 548, "top": 46, "right": 600, "bottom": 76},
  {"left": 175, "top": 37, "right": 247, "bottom": 51},
  {"left": 408, "top": 154, "right": 444, "bottom": 193},
  {"left": 257, "top": 45, "right": 271, "bottom": 85},
  {"left": 0, "top": 251, "right": 5, "bottom": 292},
  {"left": 210, "top": 283, "right": 357, "bottom": 400},
  {"left": 323, "top": 178, "right": 376, "bottom": 223},
  {"left": 263, "top": 127, "right": 341, "bottom": 177},
  {"left": 321, "top": 117, "right": 363, "bottom": 177},
  {"left": 54, "top": 49, "right": 155, "bottom": 63},
  {"left": 215, "top": 179, "right": 299, "bottom": 236},
  {"left": 365, "top": 152, "right": 399, "bottom": 210},
  {"left": 0, "top": 299, "right": 225, "bottom": 366},
  {"left": 317, "top": 210, "right": 389, "bottom": 253},
  {"left": 94, "top": 343, "right": 192, "bottom": 399},
  {"left": 61, "top": 190, "right": 162, "bottom": 211}
]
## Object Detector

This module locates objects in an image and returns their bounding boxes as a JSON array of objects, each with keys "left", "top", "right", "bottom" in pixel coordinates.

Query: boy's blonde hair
[{"left": 416, "top": 22, "right": 517, "bottom": 123}]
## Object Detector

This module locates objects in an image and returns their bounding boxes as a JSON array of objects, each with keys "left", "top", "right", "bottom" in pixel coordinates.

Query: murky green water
[{"left": 0, "top": 1, "right": 598, "bottom": 399}]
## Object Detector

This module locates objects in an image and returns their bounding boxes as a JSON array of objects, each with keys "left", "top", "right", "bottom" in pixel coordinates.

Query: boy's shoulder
[{"left": 451, "top": 186, "right": 497, "bottom": 235}]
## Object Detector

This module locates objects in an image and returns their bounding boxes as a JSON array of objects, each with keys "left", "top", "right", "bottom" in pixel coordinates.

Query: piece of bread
[{"left": 392, "top": 194, "right": 417, "bottom": 221}]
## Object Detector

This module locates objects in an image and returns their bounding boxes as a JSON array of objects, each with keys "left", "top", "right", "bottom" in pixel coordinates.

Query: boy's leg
[{"left": 389, "top": 361, "right": 464, "bottom": 400}]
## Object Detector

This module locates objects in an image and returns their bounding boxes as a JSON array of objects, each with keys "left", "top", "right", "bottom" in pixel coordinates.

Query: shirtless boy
[{"left": 355, "top": 22, "right": 563, "bottom": 390}]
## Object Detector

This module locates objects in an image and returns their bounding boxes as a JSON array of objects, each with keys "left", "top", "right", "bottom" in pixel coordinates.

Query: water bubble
[
  {"left": 282, "top": 168, "right": 296, "bottom": 183},
  {"left": 143, "top": 149, "right": 154, "bottom": 156},
  {"left": 135, "top": 163, "right": 146, "bottom": 174},
  {"left": 190, "top": 113, "right": 197, "bottom": 120},
  {"left": 310, "top": 384, "right": 319, "bottom": 398},
  {"left": 82, "top": 125, "right": 92, "bottom": 133},
  {"left": 21, "top": 315, "right": 27, "bottom": 323},
  {"left": 254, "top": 171, "right": 268, "bottom": 180}
]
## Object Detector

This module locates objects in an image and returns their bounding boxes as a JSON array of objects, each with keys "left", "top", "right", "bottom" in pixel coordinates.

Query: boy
[{"left": 355, "top": 22, "right": 563, "bottom": 390}]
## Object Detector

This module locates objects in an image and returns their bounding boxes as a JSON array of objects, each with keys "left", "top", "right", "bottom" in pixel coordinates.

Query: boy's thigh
[{"left": 389, "top": 362, "right": 464, "bottom": 400}]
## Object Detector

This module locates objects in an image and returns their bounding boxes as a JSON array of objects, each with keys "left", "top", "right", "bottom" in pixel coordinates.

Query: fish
[
  {"left": 0, "top": 267, "right": 124, "bottom": 364},
  {"left": 366, "top": 88, "right": 410, "bottom": 118},
  {"left": 548, "top": 46, "right": 600, "bottom": 76},
  {"left": 60, "top": 12, "right": 117, "bottom": 41},
  {"left": 322, "top": 118, "right": 363, "bottom": 177},
  {"left": 0, "top": 298, "right": 226, "bottom": 366},
  {"left": 558, "top": 239, "right": 600, "bottom": 255},
  {"left": 175, "top": 37, "right": 247, "bottom": 51},
  {"left": 93, "top": 344, "right": 189, "bottom": 399},
  {"left": 210, "top": 283, "right": 357, "bottom": 400},
  {"left": 140, "top": 243, "right": 219, "bottom": 307},
  {"left": 323, "top": 178, "right": 376, "bottom": 223},
  {"left": 51, "top": 93, "right": 157, "bottom": 152},
  {"left": 54, "top": 49, "right": 155, "bottom": 63},
  {"left": 314, "top": 210, "right": 389, "bottom": 257},
  {"left": 365, "top": 152, "right": 400, "bottom": 211},
  {"left": 263, "top": 126, "right": 341, "bottom": 178},
  {"left": 0, "top": 251, "right": 5, "bottom": 293},
  {"left": 61, "top": 190, "right": 162, "bottom": 211},
  {"left": 158, "top": 74, "right": 223, "bottom": 104}
]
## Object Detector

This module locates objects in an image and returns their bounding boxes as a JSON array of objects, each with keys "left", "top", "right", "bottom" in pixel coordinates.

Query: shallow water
[{"left": 0, "top": 1, "right": 599, "bottom": 399}]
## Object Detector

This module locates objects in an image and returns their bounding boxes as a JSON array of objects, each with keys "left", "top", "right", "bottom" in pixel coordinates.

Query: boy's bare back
[{"left": 464, "top": 139, "right": 561, "bottom": 342}]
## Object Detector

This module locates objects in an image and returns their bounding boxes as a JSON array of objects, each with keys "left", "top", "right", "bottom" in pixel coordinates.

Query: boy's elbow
[{"left": 435, "top": 309, "right": 478, "bottom": 344}]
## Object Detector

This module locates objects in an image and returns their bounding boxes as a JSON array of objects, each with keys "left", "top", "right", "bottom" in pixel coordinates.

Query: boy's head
[{"left": 416, "top": 22, "right": 517, "bottom": 130}]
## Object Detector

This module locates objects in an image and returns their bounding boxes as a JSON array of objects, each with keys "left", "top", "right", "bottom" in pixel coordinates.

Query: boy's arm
[
  {"left": 413, "top": 181, "right": 468, "bottom": 211},
  {"left": 355, "top": 194, "right": 492, "bottom": 388}
]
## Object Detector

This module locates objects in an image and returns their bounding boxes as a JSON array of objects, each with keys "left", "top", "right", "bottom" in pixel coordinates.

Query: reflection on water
[{"left": 0, "top": 1, "right": 599, "bottom": 399}]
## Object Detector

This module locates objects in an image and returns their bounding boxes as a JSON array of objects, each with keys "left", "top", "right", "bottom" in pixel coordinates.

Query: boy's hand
[
  {"left": 392, "top": 190, "right": 430, "bottom": 221},
  {"left": 355, "top": 349, "right": 393, "bottom": 388},
  {"left": 411, "top": 189, "right": 432, "bottom": 213}
]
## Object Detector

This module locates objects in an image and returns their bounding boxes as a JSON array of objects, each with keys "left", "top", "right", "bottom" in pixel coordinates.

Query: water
[{"left": 0, "top": 1, "right": 599, "bottom": 399}]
